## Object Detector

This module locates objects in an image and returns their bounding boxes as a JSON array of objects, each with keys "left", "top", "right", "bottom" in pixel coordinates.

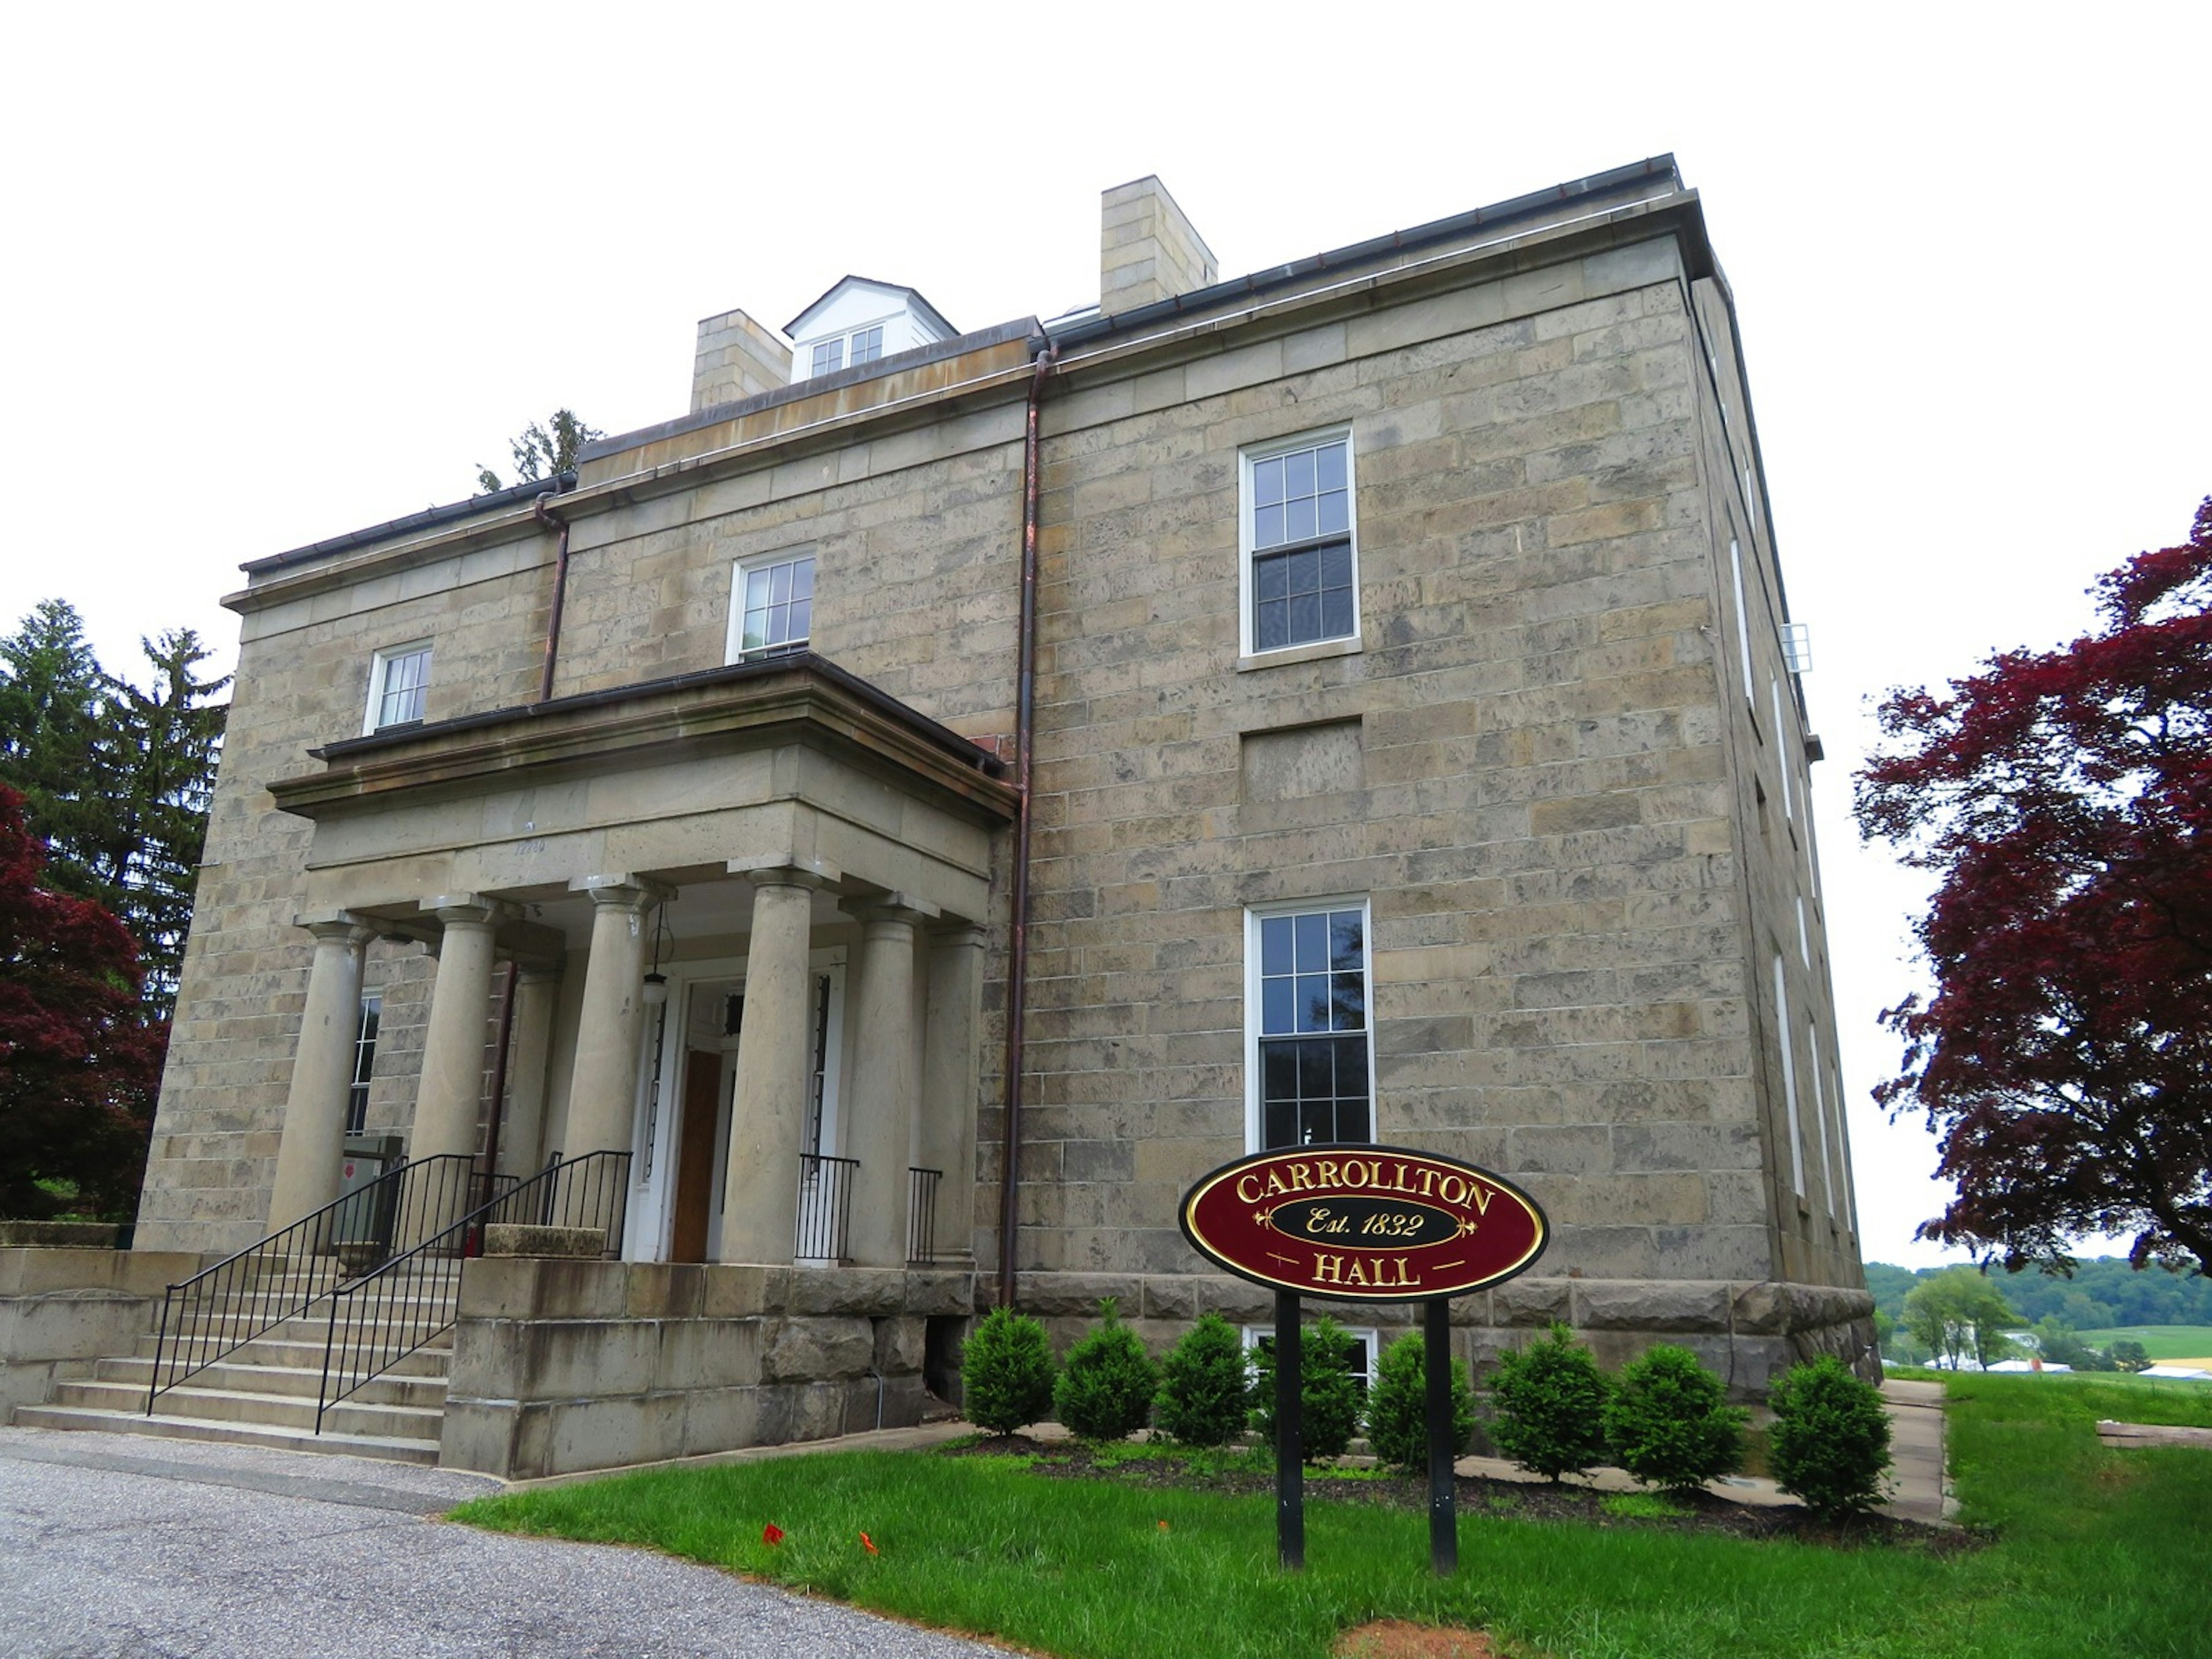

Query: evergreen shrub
[
  {"left": 1486, "top": 1322, "right": 1612, "bottom": 1481},
  {"left": 1766, "top": 1355, "right": 1893, "bottom": 1518},
  {"left": 961, "top": 1306, "right": 1056, "bottom": 1437},
  {"left": 1251, "top": 1316, "right": 1363, "bottom": 1463},
  {"left": 1052, "top": 1298, "right": 1159, "bottom": 1442},
  {"left": 1602, "top": 1343, "right": 1747, "bottom": 1491},
  {"left": 1153, "top": 1312, "right": 1252, "bottom": 1446},
  {"left": 1363, "top": 1330, "right": 1476, "bottom": 1473}
]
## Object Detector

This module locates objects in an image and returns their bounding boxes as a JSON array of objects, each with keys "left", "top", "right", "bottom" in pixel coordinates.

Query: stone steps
[
  {"left": 13, "top": 1403, "right": 442, "bottom": 1464},
  {"left": 96, "top": 1354, "right": 448, "bottom": 1409},
  {"left": 16, "top": 1271, "right": 459, "bottom": 1466},
  {"left": 38, "top": 1376, "right": 443, "bottom": 1443}
]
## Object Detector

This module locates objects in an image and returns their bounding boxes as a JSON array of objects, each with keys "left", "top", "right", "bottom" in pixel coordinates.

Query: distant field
[{"left": 2075, "top": 1325, "right": 2212, "bottom": 1361}]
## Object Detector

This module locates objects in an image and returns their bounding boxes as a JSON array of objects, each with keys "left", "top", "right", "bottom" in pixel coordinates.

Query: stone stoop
[{"left": 13, "top": 1273, "right": 460, "bottom": 1465}]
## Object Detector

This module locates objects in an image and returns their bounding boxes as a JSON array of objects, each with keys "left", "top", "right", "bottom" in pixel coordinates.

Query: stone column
[
  {"left": 496, "top": 967, "right": 562, "bottom": 1177},
  {"left": 717, "top": 861, "right": 836, "bottom": 1265},
  {"left": 558, "top": 876, "right": 671, "bottom": 1161},
  {"left": 918, "top": 924, "right": 987, "bottom": 1264},
  {"left": 842, "top": 894, "right": 938, "bottom": 1268},
  {"left": 409, "top": 896, "right": 513, "bottom": 1166},
  {"left": 266, "top": 914, "right": 376, "bottom": 1233}
]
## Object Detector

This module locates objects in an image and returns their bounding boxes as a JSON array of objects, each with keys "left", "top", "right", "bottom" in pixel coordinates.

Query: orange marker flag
[
  {"left": 860, "top": 1531, "right": 880, "bottom": 1555},
  {"left": 762, "top": 1523, "right": 785, "bottom": 1546}
]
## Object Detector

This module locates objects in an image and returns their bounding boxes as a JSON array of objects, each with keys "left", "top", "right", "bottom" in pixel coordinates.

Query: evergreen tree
[
  {"left": 105, "top": 631, "right": 229, "bottom": 1014},
  {"left": 0, "top": 600, "right": 113, "bottom": 905},
  {"left": 0, "top": 609, "right": 228, "bottom": 1018}
]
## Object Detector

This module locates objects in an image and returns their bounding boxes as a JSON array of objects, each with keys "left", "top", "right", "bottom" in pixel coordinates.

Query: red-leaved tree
[
  {"left": 1855, "top": 498, "right": 2212, "bottom": 1275},
  {"left": 0, "top": 783, "right": 163, "bottom": 1219}
]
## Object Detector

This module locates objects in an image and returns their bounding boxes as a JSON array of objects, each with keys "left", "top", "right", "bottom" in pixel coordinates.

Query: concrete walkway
[{"left": 0, "top": 1425, "right": 1011, "bottom": 1659}]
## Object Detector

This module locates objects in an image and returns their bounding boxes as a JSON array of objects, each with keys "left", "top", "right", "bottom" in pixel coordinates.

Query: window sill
[{"left": 1237, "top": 635, "right": 1363, "bottom": 673}]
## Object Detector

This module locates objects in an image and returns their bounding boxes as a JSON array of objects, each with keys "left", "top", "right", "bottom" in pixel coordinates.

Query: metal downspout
[
  {"left": 998, "top": 341, "right": 1058, "bottom": 1310},
  {"left": 535, "top": 490, "right": 573, "bottom": 704}
]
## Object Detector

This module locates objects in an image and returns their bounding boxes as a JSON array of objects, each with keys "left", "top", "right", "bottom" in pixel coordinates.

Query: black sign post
[
  {"left": 1177, "top": 1145, "right": 1550, "bottom": 1578},
  {"left": 1425, "top": 1294, "right": 1457, "bottom": 1574},
  {"left": 1274, "top": 1286, "right": 1304, "bottom": 1570}
]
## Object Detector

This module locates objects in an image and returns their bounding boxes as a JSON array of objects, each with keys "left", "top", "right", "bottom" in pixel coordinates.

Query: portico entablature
[{"left": 268, "top": 654, "right": 1016, "bottom": 922}]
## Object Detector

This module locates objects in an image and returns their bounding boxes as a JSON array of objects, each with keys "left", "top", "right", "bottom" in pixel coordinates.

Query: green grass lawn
[
  {"left": 453, "top": 1376, "right": 2212, "bottom": 1659},
  {"left": 2074, "top": 1325, "right": 2212, "bottom": 1361}
]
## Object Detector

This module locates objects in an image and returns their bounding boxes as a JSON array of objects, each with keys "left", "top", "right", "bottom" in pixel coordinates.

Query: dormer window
[{"left": 786, "top": 277, "right": 956, "bottom": 382}]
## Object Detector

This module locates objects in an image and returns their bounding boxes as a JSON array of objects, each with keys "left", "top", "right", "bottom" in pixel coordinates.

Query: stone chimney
[
  {"left": 691, "top": 307, "right": 792, "bottom": 412},
  {"left": 1100, "top": 176, "right": 1217, "bottom": 316}
]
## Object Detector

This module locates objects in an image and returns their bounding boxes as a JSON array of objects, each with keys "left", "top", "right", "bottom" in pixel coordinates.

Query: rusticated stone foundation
[
  {"left": 439, "top": 1259, "right": 975, "bottom": 1480},
  {"left": 998, "top": 1271, "right": 1876, "bottom": 1399}
]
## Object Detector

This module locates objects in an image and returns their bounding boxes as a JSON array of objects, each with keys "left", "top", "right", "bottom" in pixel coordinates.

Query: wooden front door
[{"left": 669, "top": 1049, "right": 723, "bottom": 1263}]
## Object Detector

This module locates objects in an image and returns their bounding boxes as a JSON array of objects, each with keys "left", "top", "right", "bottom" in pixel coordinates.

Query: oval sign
[{"left": 1180, "top": 1143, "right": 1548, "bottom": 1302}]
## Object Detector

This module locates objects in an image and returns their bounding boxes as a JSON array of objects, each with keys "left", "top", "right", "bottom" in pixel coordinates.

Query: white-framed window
[
  {"left": 1773, "top": 953, "right": 1804, "bottom": 1198},
  {"left": 1808, "top": 1018, "right": 1838, "bottom": 1224},
  {"left": 1796, "top": 896, "right": 1810, "bottom": 967},
  {"left": 726, "top": 553, "right": 817, "bottom": 661},
  {"left": 1240, "top": 427, "right": 1358, "bottom": 657},
  {"left": 1728, "top": 535, "right": 1754, "bottom": 709},
  {"left": 801, "top": 320, "right": 891, "bottom": 381},
  {"left": 1243, "top": 1324, "right": 1380, "bottom": 1392},
  {"left": 346, "top": 993, "right": 381, "bottom": 1135},
  {"left": 365, "top": 642, "right": 431, "bottom": 732},
  {"left": 1247, "top": 899, "right": 1374, "bottom": 1150},
  {"left": 1771, "top": 676, "right": 1794, "bottom": 821}
]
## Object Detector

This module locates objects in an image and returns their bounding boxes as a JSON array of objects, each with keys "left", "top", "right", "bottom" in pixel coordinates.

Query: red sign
[{"left": 1180, "top": 1144, "right": 1547, "bottom": 1302}]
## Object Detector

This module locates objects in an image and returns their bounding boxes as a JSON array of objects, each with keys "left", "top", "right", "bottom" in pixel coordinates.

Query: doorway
[{"left": 668, "top": 1043, "right": 724, "bottom": 1263}]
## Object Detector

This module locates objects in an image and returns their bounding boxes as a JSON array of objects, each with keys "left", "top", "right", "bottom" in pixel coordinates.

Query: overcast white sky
[{"left": 3, "top": 4, "right": 2206, "bottom": 1268}]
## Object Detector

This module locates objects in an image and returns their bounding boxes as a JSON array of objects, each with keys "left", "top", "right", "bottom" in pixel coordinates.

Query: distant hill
[{"left": 1865, "top": 1257, "right": 2212, "bottom": 1331}]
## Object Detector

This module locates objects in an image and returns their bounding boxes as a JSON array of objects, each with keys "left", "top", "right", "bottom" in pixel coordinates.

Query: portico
[{"left": 263, "top": 654, "right": 1016, "bottom": 1270}]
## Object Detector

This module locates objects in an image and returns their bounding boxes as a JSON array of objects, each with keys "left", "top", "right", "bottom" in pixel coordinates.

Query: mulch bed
[{"left": 947, "top": 1435, "right": 1978, "bottom": 1553}]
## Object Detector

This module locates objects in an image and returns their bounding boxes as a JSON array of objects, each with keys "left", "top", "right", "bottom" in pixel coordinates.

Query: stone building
[{"left": 19, "top": 156, "right": 1872, "bottom": 1475}]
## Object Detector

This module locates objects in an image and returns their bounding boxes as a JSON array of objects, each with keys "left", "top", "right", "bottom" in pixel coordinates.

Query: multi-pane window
[
  {"left": 729, "top": 554, "right": 816, "bottom": 660},
  {"left": 1245, "top": 433, "right": 1356, "bottom": 654},
  {"left": 804, "top": 325, "right": 886, "bottom": 380},
  {"left": 368, "top": 645, "right": 430, "bottom": 731},
  {"left": 346, "top": 994, "right": 380, "bottom": 1135},
  {"left": 1253, "top": 904, "right": 1371, "bottom": 1149}
]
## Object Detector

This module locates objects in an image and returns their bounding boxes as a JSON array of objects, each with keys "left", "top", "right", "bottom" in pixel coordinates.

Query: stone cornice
[
  {"left": 268, "top": 654, "right": 1018, "bottom": 828},
  {"left": 224, "top": 190, "right": 1711, "bottom": 619}
]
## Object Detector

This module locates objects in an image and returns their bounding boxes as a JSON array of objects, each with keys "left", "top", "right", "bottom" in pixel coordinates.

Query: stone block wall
[
  {"left": 0, "top": 1248, "right": 200, "bottom": 1418},
  {"left": 1003, "top": 238, "right": 1821, "bottom": 1293},
  {"left": 139, "top": 516, "right": 554, "bottom": 1253},
  {"left": 441, "top": 1257, "right": 974, "bottom": 1480}
]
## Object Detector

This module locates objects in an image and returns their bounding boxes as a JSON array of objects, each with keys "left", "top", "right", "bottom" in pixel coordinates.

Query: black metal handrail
[
  {"left": 146, "top": 1153, "right": 475, "bottom": 1411},
  {"left": 796, "top": 1153, "right": 857, "bottom": 1260},
  {"left": 313, "top": 1149, "right": 631, "bottom": 1432},
  {"left": 907, "top": 1166, "right": 942, "bottom": 1264}
]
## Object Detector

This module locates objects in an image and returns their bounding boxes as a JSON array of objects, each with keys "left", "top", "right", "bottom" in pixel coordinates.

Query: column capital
[
  {"left": 421, "top": 893, "right": 518, "bottom": 930},
  {"left": 515, "top": 964, "right": 565, "bottom": 987},
  {"left": 729, "top": 855, "right": 842, "bottom": 894},
  {"left": 569, "top": 873, "right": 675, "bottom": 910},
  {"left": 929, "top": 921, "right": 991, "bottom": 951},
  {"left": 839, "top": 891, "right": 941, "bottom": 929},
  {"left": 294, "top": 911, "right": 377, "bottom": 948}
]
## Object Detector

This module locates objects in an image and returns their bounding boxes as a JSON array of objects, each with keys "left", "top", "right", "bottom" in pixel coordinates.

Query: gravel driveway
[{"left": 0, "top": 1426, "right": 1010, "bottom": 1658}]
